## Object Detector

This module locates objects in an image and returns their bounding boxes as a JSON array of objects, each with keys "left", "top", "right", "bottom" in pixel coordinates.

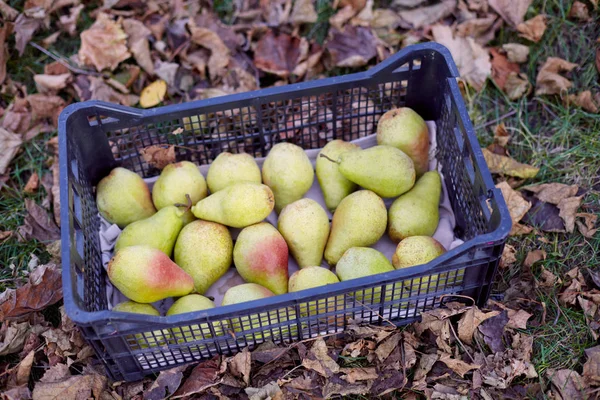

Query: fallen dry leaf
[
  {"left": 374, "top": 331, "right": 401, "bottom": 362},
  {"left": 340, "top": 367, "right": 378, "bottom": 384},
  {"left": 3, "top": 98, "right": 32, "bottom": 134},
  {"left": 483, "top": 149, "right": 539, "bottom": 178},
  {"left": 34, "top": 73, "right": 71, "bottom": 94},
  {"left": 496, "top": 181, "right": 532, "bottom": 235},
  {"left": 229, "top": 348, "right": 251, "bottom": 386},
  {"left": 458, "top": 307, "right": 501, "bottom": 344},
  {"left": 254, "top": 30, "right": 308, "bottom": 77},
  {"left": 488, "top": 0, "right": 532, "bottom": 26},
  {"left": 567, "top": 90, "right": 599, "bottom": 113},
  {"left": 0, "top": 23, "right": 11, "bottom": 85},
  {"left": 502, "top": 43, "right": 529, "bottom": 63},
  {"left": 16, "top": 198, "right": 60, "bottom": 243},
  {"left": 58, "top": 3, "right": 84, "bottom": 36},
  {"left": 524, "top": 249, "right": 546, "bottom": 268},
  {"left": 16, "top": 349, "right": 35, "bottom": 386},
  {"left": 506, "top": 309, "right": 532, "bottom": 329},
  {"left": 329, "top": 5, "right": 356, "bottom": 30},
  {"left": 0, "top": 319, "right": 48, "bottom": 356},
  {"left": 326, "top": 26, "right": 378, "bottom": 68},
  {"left": 24, "top": 172, "right": 40, "bottom": 194},
  {"left": 413, "top": 353, "right": 438, "bottom": 384},
  {"left": 173, "top": 357, "right": 221, "bottom": 398},
  {"left": 78, "top": 13, "right": 130, "bottom": 72},
  {"left": 15, "top": 14, "right": 43, "bottom": 55},
  {"left": 500, "top": 244, "right": 517, "bottom": 268},
  {"left": 523, "top": 182, "right": 579, "bottom": 204},
  {"left": 140, "top": 145, "right": 176, "bottom": 170},
  {"left": 569, "top": 1, "right": 591, "bottom": 20},
  {"left": 535, "top": 57, "right": 578, "bottom": 96},
  {"left": 2, "top": 386, "right": 31, "bottom": 400},
  {"left": 139, "top": 80, "right": 167, "bottom": 109},
  {"left": 0, "top": 263, "right": 63, "bottom": 320},
  {"left": 0, "top": 1, "right": 18, "bottom": 21},
  {"left": 32, "top": 372, "right": 107, "bottom": 400},
  {"left": 189, "top": 23, "right": 230, "bottom": 80},
  {"left": 302, "top": 338, "right": 340, "bottom": 377},
  {"left": 490, "top": 48, "right": 520, "bottom": 90},
  {"left": 143, "top": 368, "right": 184, "bottom": 400},
  {"left": 517, "top": 14, "right": 547, "bottom": 42},
  {"left": 504, "top": 72, "right": 532, "bottom": 100},
  {"left": 576, "top": 213, "right": 598, "bottom": 238},
  {"left": 456, "top": 15, "right": 499, "bottom": 45},
  {"left": 547, "top": 369, "right": 588, "bottom": 399},
  {"left": 40, "top": 363, "right": 71, "bottom": 383},
  {"left": 438, "top": 352, "right": 481, "bottom": 378},
  {"left": 0, "top": 127, "right": 22, "bottom": 175},
  {"left": 583, "top": 346, "right": 600, "bottom": 386},
  {"left": 0, "top": 230, "right": 12, "bottom": 242},
  {"left": 28, "top": 94, "right": 66, "bottom": 127},
  {"left": 290, "top": 0, "right": 318, "bottom": 24},
  {"left": 537, "top": 266, "right": 561, "bottom": 288},
  {"left": 122, "top": 18, "right": 154, "bottom": 75},
  {"left": 478, "top": 311, "right": 509, "bottom": 353},
  {"left": 557, "top": 196, "right": 582, "bottom": 233},
  {"left": 431, "top": 24, "right": 491, "bottom": 91},
  {"left": 398, "top": 0, "right": 456, "bottom": 29}
]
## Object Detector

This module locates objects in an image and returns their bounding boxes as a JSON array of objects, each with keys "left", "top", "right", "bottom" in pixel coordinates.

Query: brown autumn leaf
[
  {"left": 17, "top": 196, "right": 60, "bottom": 242},
  {"left": 58, "top": 4, "right": 84, "bottom": 36},
  {"left": 122, "top": 18, "right": 154, "bottom": 75},
  {"left": 24, "top": 172, "right": 40, "bottom": 194},
  {"left": 290, "top": 0, "right": 318, "bottom": 24},
  {"left": 456, "top": 15, "right": 499, "bottom": 45},
  {"left": 0, "top": 319, "right": 48, "bottom": 356},
  {"left": 0, "top": 263, "right": 63, "bottom": 320},
  {"left": 0, "top": 23, "right": 12, "bottom": 85},
  {"left": 496, "top": 181, "right": 532, "bottom": 235},
  {"left": 340, "top": 367, "right": 378, "bottom": 384},
  {"left": 189, "top": 23, "right": 230, "bottom": 79},
  {"left": 557, "top": 196, "right": 582, "bottom": 233},
  {"left": 2, "top": 385, "right": 31, "bottom": 400},
  {"left": 375, "top": 332, "right": 401, "bottom": 362},
  {"left": 398, "top": 0, "right": 456, "bottom": 29},
  {"left": 483, "top": 149, "right": 539, "bottom": 178},
  {"left": 0, "top": 127, "right": 22, "bottom": 175},
  {"left": 547, "top": 369, "right": 588, "bottom": 400},
  {"left": 506, "top": 309, "right": 533, "bottom": 329},
  {"left": 16, "top": 349, "right": 35, "bottom": 386},
  {"left": 457, "top": 307, "right": 501, "bottom": 344},
  {"left": 523, "top": 182, "right": 579, "bottom": 204},
  {"left": 478, "top": 310, "right": 509, "bottom": 353},
  {"left": 173, "top": 357, "right": 221, "bottom": 398},
  {"left": 569, "top": 1, "right": 591, "bottom": 20},
  {"left": 339, "top": 0, "right": 367, "bottom": 10},
  {"left": 413, "top": 353, "right": 438, "bottom": 386},
  {"left": 438, "top": 352, "right": 481, "bottom": 378},
  {"left": 535, "top": 57, "right": 578, "bottom": 96},
  {"left": 83, "top": 76, "right": 139, "bottom": 107},
  {"left": 0, "top": 1, "right": 18, "bottom": 20},
  {"left": 0, "top": 230, "right": 12, "bottom": 242},
  {"left": 537, "top": 266, "right": 561, "bottom": 288},
  {"left": 576, "top": 213, "right": 598, "bottom": 238},
  {"left": 15, "top": 14, "right": 43, "bottom": 55},
  {"left": 40, "top": 363, "right": 71, "bottom": 383},
  {"left": 505, "top": 72, "right": 532, "bottom": 100},
  {"left": 3, "top": 98, "right": 32, "bottom": 135},
  {"left": 488, "top": 0, "right": 532, "bottom": 26},
  {"left": 302, "top": 338, "right": 340, "bottom": 377},
  {"left": 329, "top": 5, "right": 356, "bottom": 30},
  {"left": 229, "top": 347, "right": 251, "bottom": 386},
  {"left": 143, "top": 368, "right": 185, "bottom": 400},
  {"left": 490, "top": 48, "right": 520, "bottom": 90},
  {"left": 78, "top": 13, "right": 131, "bottom": 72},
  {"left": 583, "top": 346, "right": 600, "bottom": 386},
  {"left": 517, "top": 15, "right": 547, "bottom": 42},
  {"left": 500, "top": 244, "right": 517, "bottom": 268},
  {"left": 254, "top": 30, "right": 308, "bottom": 78},
  {"left": 502, "top": 43, "right": 530, "bottom": 63},
  {"left": 326, "top": 26, "right": 378, "bottom": 68},
  {"left": 34, "top": 73, "right": 71, "bottom": 94},
  {"left": 567, "top": 90, "right": 599, "bottom": 113},
  {"left": 32, "top": 372, "right": 108, "bottom": 400},
  {"left": 140, "top": 145, "right": 176, "bottom": 170},
  {"left": 524, "top": 249, "right": 546, "bottom": 268},
  {"left": 28, "top": 94, "right": 66, "bottom": 127}
]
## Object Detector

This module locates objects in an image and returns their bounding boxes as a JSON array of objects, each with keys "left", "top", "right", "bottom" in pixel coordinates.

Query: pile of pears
[{"left": 97, "top": 107, "right": 449, "bottom": 341}]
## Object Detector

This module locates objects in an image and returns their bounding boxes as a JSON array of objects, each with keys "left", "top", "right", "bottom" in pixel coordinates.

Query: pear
[
  {"left": 97, "top": 167, "right": 156, "bottom": 228},
  {"left": 207, "top": 152, "right": 262, "bottom": 193},
  {"left": 324, "top": 190, "right": 387, "bottom": 266},
  {"left": 289, "top": 266, "right": 342, "bottom": 316},
  {"left": 114, "top": 206, "right": 183, "bottom": 256},
  {"left": 233, "top": 222, "right": 289, "bottom": 295},
  {"left": 174, "top": 220, "right": 233, "bottom": 294},
  {"left": 262, "top": 143, "right": 314, "bottom": 213},
  {"left": 316, "top": 140, "right": 360, "bottom": 211},
  {"left": 113, "top": 301, "right": 167, "bottom": 348},
  {"left": 393, "top": 236, "right": 447, "bottom": 292},
  {"left": 278, "top": 199, "right": 330, "bottom": 268},
  {"left": 388, "top": 171, "right": 441, "bottom": 242},
  {"left": 377, "top": 108, "right": 430, "bottom": 176},
  {"left": 322, "top": 145, "right": 415, "bottom": 198},
  {"left": 152, "top": 161, "right": 207, "bottom": 225},
  {"left": 191, "top": 182, "right": 274, "bottom": 228},
  {"left": 108, "top": 245, "right": 194, "bottom": 303},
  {"left": 166, "top": 294, "right": 219, "bottom": 341},
  {"left": 335, "top": 247, "right": 398, "bottom": 302}
]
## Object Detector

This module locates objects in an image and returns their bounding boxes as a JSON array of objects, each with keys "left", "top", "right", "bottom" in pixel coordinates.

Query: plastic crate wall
[{"left": 59, "top": 43, "right": 511, "bottom": 381}]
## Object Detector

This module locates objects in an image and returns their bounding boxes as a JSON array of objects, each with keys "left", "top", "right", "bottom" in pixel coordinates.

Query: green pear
[
  {"left": 323, "top": 145, "right": 415, "bottom": 198},
  {"left": 377, "top": 107, "right": 430, "bottom": 176},
  {"left": 324, "top": 190, "right": 387, "bottom": 266},
  {"left": 262, "top": 143, "right": 314, "bottom": 213},
  {"left": 393, "top": 236, "right": 447, "bottom": 292},
  {"left": 166, "top": 294, "right": 220, "bottom": 341},
  {"left": 206, "top": 152, "right": 262, "bottom": 193},
  {"left": 316, "top": 140, "right": 360, "bottom": 211},
  {"left": 233, "top": 222, "right": 289, "bottom": 295},
  {"left": 97, "top": 167, "right": 156, "bottom": 228},
  {"left": 289, "top": 266, "right": 342, "bottom": 316},
  {"left": 221, "top": 283, "right": 295, "bottom": 339},
  {"left": 113, "top": 301, "right": 168, "bottom": 348},
  {"left": 108, "top": 245, "right": 194, "bottom": 303},
  {"left": 174, "top": 220, "right": 233, "bottom": 294},
  {"left": 335, "top": 247, "right": 398, "bottom": 302},
  {"left": 388, "top": 171, "right": 441, "bottom": 242},
  {"left": 278, "top": 199, "right": 330, "bottom": 269},
  {"left": 191, "top": 182, "right": 274, "bottom": 228},
  {"left": 152, "top": 161, "right": 207, "bottom": 225},
  {"left": 114, "top": 206, "right": 183, "bottom": 256}
]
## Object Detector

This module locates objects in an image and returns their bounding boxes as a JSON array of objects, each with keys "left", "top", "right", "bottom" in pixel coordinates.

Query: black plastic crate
[{"left": 59, "top": 43, "right": 511, "bottom": 382}]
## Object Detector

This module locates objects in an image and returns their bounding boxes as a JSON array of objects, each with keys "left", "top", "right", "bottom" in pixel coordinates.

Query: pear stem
[
  {"left": 174, "top": 194, "right": 193, "bottom": 213},
  {"left": 319, "top": 153, "right": 339, "bottom": 163}
]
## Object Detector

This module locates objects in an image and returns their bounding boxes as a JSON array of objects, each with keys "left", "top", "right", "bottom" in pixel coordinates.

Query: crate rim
[{"left": 58, "top": 42, "right": 512, "bottom": 327}]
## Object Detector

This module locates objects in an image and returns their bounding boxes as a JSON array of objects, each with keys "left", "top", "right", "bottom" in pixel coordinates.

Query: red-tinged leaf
[
  {"left": 254, "top": 30, "right": 308, "bottom": 78},
  {"left": 491, "top": 48, "right": 520, "bottom": 90},
  {"left": 0, "top": 23, "right": 12, "bottom": 85},
  {"left": 16, "top": 199, "right": 60, "bottom": 243},
  {"left": 173, "top": 357, "right": 221, "bottom": 398},
  {"left": 325, "top": 26, "right": 378, "bottom": 68},
  {"left": 0, "top": 263, "right": 62, "bottom": 320}
]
